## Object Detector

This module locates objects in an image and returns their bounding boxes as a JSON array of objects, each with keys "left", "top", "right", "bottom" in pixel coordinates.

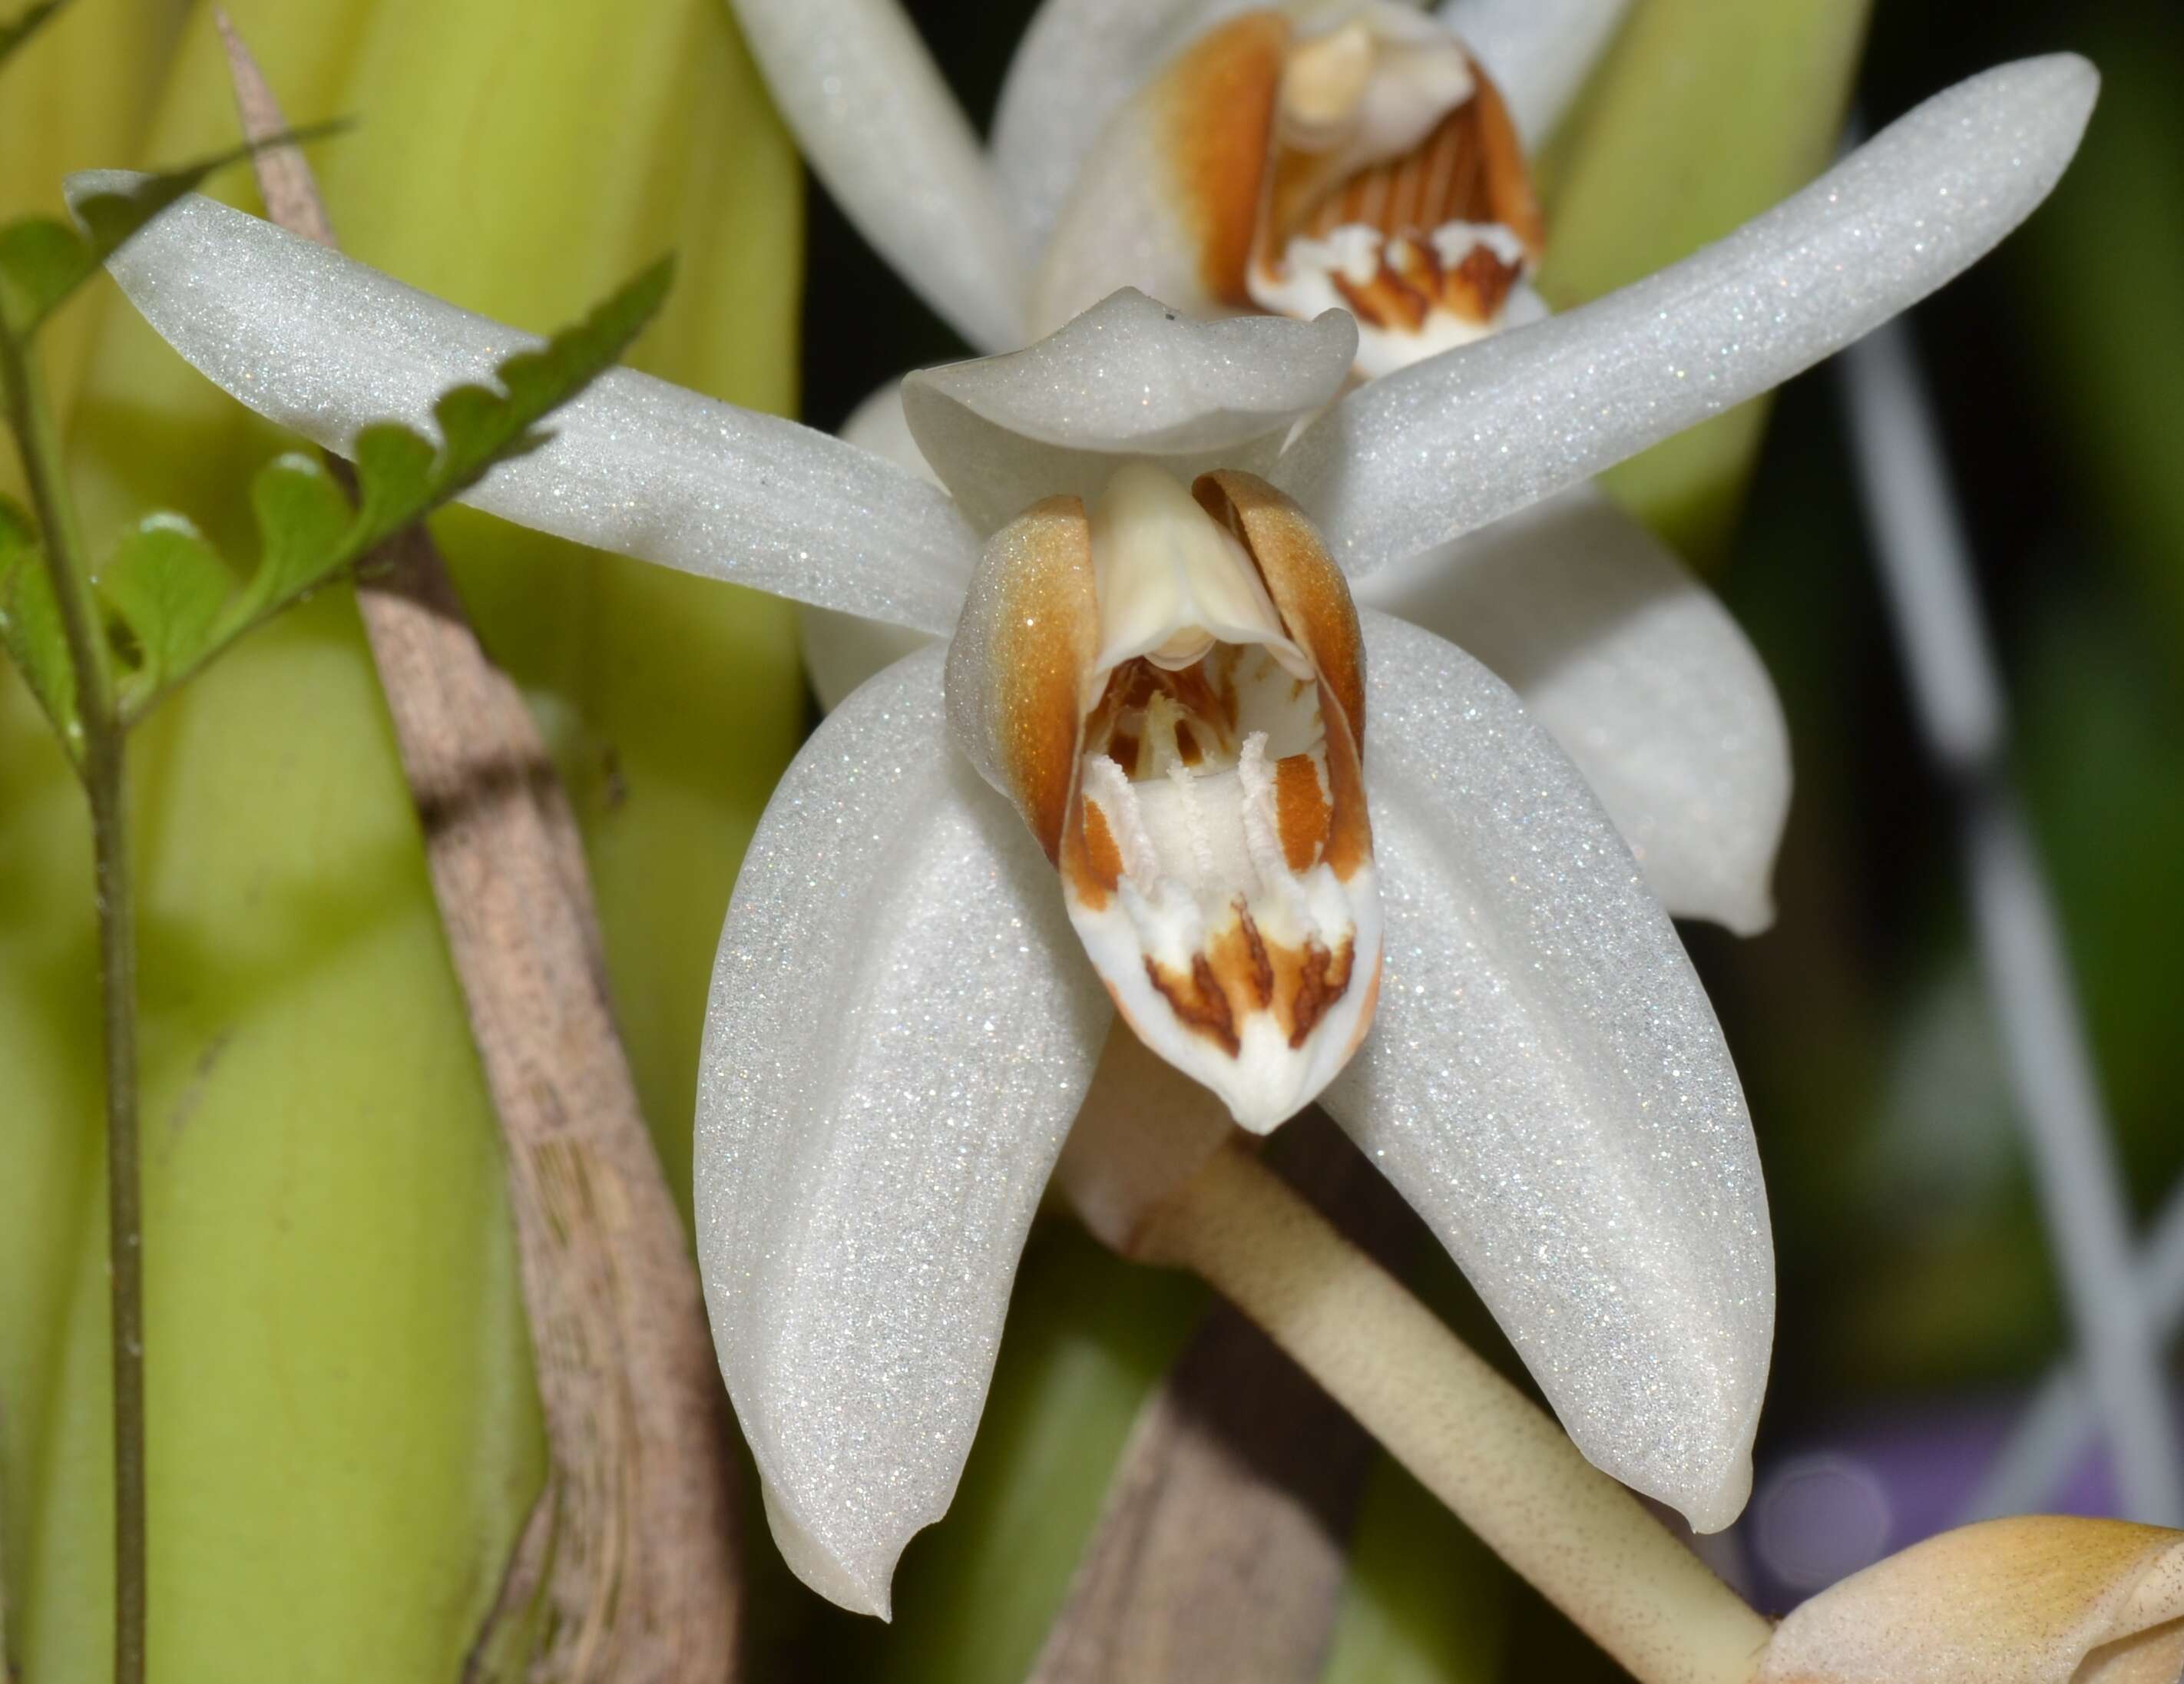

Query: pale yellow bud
[{"left": 1761, "top": 1517, "right": 2184, "bottom": 1684}]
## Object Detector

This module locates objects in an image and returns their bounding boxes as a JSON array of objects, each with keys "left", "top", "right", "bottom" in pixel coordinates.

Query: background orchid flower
[
  {"left": 749, "top": 0, "right": 1808, "bottom": 940},
  {"left": 79, "top": 46, "right": 2091, "bottom": 1618}
]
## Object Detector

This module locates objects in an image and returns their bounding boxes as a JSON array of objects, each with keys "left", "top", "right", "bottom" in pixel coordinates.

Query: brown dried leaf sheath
[
  {"left": 1030, "top": 1116, "right": 1401, "bottom": 1684},
  {"left": 217, "top": 17, "right": 740, "bottom": 1681}
]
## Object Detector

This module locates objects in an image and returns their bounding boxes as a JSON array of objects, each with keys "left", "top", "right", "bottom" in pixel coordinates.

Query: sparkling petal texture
[
  {"left": 1352, "top": 485, "right": 1788, "bottom": 934},
  {"left": 1436, "top": 0, "right": 1632, "bottom": 144},
  {"left": 725, "top": 0, "right": 1027, "bottom": 351},
  {"left": 904, "top": 287, "right": 1357, "bottom": 534},
  {"left": 1273, "top": 55, "right": 2100, "bottom": 577},
  {"left": 695, "top": 647, "right": 1112, "bottom": 1616},
  {"left": 992, "top": 0, "right": 1252, "bottom": 263},
  {"left": 799, "top": 379, "right": 944, "bottom": 712},
  {"left": 1321, "top": 610, "right": 1772, "bottom": 1533},
  {"left": 78, "top": 177, "right": 979, "bottom": 634}
]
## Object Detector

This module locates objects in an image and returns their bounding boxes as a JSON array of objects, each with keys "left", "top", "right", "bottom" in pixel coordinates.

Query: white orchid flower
[
  {"left": 750, "top": 0, "right": 1802, "bottom": 938},
  {"left": 75, "top": 51, "right": 2090, "bottom": 1616}
]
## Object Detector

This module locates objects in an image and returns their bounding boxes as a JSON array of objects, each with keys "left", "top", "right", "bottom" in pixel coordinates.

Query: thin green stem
[{"left": 1, "top": 316, "right": 144, "bottom": 1684}]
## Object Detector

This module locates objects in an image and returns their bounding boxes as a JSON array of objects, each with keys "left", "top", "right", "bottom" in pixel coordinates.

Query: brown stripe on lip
[
  {"left": 1269, "top": 50, "right": 1544, "bottom": 269},
  {"left": 1274, "top": 753, "right": 1332, "bottom": 873},
  {"left": 1148, "top": 952, "right": 1242, "bottom": 1057}
]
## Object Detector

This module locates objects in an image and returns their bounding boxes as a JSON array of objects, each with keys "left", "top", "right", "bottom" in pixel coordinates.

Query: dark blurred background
[{"left": 787, "top": 0, "right": 2184, "bottom": 1672}]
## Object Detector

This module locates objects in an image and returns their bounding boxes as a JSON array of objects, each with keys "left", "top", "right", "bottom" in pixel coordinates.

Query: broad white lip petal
[
  {"left": 1274, "top": 55, "right": 2100, "bottom": 577},
  {"left": 991, "top": 0, "right": 1257, "bottom": 263},
  {"left": 1321, "top": 610, "right": 1772, "bottom": 1533},
  {"left": 1759, "top": 1517, "right": 2184, "bottom": 1683},
  {"left": 1438, "top": 0, "right": 1633, "bottom": 145},
  {"left": 725, "top": 0, "right": 1027, "bottom": 352},
  {"left": 696, "top": 645, "right": 1111, "bottom": 1618},
  {"left": 901, "top": 287, "right": 1356, "bottom": 534},
  {"left": 1352, "top": 485, "right": 1789, "bottom": 934},
  {"left": 76, "top": 174, "right": 980, "bottom": 635}
]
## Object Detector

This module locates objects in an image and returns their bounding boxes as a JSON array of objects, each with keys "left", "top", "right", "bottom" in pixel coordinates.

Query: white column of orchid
[
  {"left": 1836, "top": 319, "right": 2183, "bottom": 1524},
  {"left": 79, "top": 53, "right": 2097, "bottom": 1616}
]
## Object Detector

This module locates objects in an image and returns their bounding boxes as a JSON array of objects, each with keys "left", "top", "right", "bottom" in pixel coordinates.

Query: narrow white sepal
[
  {"left": 799, "top": 380, "right": 943, "bottom": 711},
  {"left": 1275, "top": 55, "right": 2100, "bottom": 577},
  {"left": 903, "top": 288, "right": 1357, "bottom": 534},
  {"left": 1437, "top": 0, "right": 1633, "bottom": 144},
  {"left": 1321, "top": 610, "right": 1773, "bottom": 1533},
  {"left": 1352, "top": 485, "right": 1788, "bottom": 934},
  {"left": 73, "top": 175, "right": 980, "bottom": 635},
  {"left": 696, "top": 647, "right": 1112, "bottom": 1615},
  {"left": 726, "top": 0, "right": 1029, "bottom": 352}
]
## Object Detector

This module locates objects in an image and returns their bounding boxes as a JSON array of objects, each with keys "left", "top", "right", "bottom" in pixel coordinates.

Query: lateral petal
[
  {"left": 696, "top": 646, "right": 1112, "bottom": 1616},
  {"left": 1436, "top": 0, "right": 1633, "bottom": 144},
  {"left": 725, "top": 0, "right": 1028, "bottom": 351},
  {"left": 1320, "top": 610, "right": 1772, "bottom": 1534},
  {"left": 77, "top": 176, "right": 979, "bottom": 633},
  {"left": 1275, "top": 55, "right": 2099, "bottom": 577},
  {"left": 1352, "top": 486, "right": 1788, "bottom": 934},
  {"left": 902, "top": 287, "right": 1356, "bottom": 534}
]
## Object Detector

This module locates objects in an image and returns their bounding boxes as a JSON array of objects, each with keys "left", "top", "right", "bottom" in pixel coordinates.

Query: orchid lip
[
  {"left": 943, "top": 458, "right": 1383, "bottom": 1134},
  {"left": 1240, "top": 3, "right": 1547, "bottom": 376}
]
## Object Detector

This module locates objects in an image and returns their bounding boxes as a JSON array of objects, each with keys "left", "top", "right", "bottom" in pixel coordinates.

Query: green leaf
[
  {"left": 226, "top": 451, "right": 352, "bottom": 630},
  {"left": 0, "top": 121, "right": 345, "bottom": 336},
  {"left": 0, "top": 0, "right": 68, "bottom": 71},
  {"left": 96, "top": 513, "right": 231, "bottom": 697},
  {"left": 348, "top": 423, "right": 435, "bottom": 540},
  {"left": 0, "top": 493, "right": 77, "bottom": 748}
]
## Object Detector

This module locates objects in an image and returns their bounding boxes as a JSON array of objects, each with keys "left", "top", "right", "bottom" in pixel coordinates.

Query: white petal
[
  {"left": 695, "top": 646, "right": 1112, "bottom": 1616},
  {"left": 1437, "top": 0, "right": 1632, "bottom": 144},
  {"left": 1351, "top": 485, "right": 1787, "bottom": 934},
  {"left": 75, "top": 176, "right": 980, "bottom": 634},
  {"left": 1320, "top": 610, "right": 1772, "bottom": 1533},
  {"left": 902, "top": 288, "right": 1357, "bottom": 533},
  {"left": 726, "top": 0, "right": 1027, "bottom": 352},
  {"left": 1276, "top": 55, "right": 2099, "bottom": 577},
  {"left": 799, "top": 380, "right": 944, "bottom": 710},
  {"left": 991, "top": 0, "right": 1254, "bottom": 261}
]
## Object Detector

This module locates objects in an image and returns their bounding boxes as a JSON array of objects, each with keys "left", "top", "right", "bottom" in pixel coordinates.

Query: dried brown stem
[
  {"left": 1029, "top": 1117, "right": 1398, "bottom": 1684},
  {"left": 219, "top": 18, "right": 741, "bottom": 1681}
]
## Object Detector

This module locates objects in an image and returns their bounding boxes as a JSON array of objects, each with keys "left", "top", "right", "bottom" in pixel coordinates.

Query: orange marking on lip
[{"left": 1273, "top": 753, "right": 1332, "bottom": 874}]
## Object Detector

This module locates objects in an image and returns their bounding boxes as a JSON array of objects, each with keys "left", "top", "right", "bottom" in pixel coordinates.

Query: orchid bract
[{"left": 79, "top": 44, "right": 2091, "bottom": 1622}]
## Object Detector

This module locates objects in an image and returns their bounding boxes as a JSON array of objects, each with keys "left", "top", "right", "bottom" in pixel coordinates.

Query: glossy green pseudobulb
[{"left": 0, "top": 1, "right": 800, "bottom": 1677}]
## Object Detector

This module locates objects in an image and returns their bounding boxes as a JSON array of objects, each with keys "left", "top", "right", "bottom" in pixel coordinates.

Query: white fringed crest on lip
[
  {"left": 81, "top": 48, "right": 2096, "bottom": 1617},
  {"left": 945, "top": 462, "right": 1381, "bottom": 1133}
]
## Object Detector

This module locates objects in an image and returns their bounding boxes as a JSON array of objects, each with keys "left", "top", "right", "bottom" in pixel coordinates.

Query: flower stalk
[
  {"left": 1140, "top": 1144, "right": 1775, "bottom": 1684},
  {"left": 0, "top": 286, "right": 145, "bottom": 1684}
]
